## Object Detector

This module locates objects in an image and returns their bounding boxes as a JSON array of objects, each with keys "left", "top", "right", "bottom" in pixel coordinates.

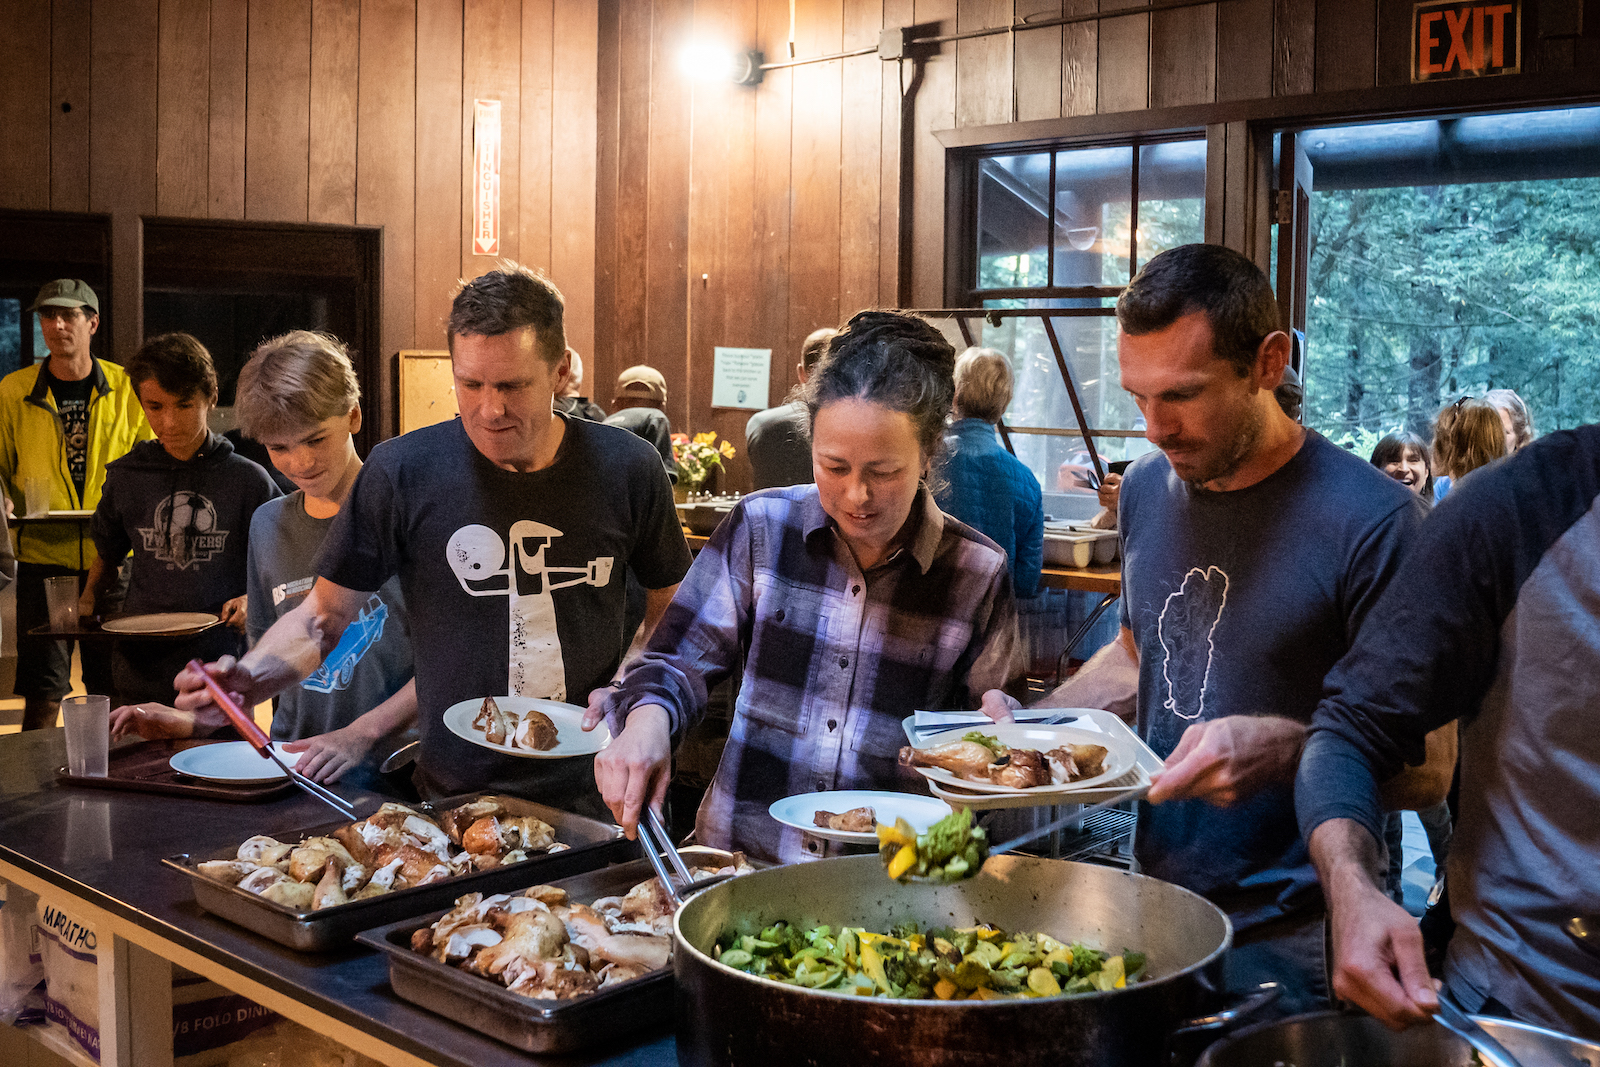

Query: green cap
[{"left": 28, "top": 279, "right": 99, "bottom": 314}]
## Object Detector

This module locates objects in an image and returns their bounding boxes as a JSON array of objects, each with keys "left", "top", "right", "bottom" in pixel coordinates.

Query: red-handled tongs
[{"left": 187, "top": 659, "right": 358, "bottom": 819}]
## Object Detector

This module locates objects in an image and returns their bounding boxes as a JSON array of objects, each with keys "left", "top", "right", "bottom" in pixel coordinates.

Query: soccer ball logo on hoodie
[{"left": 139, "top": 490, "right": 229, "bottom": 570}]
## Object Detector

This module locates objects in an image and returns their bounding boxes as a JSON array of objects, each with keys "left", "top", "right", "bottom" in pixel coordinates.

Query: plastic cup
[
  {"left": 23, "top": 476, "right": 49, "bottom": 517},
  {"left": 45, "top": 575, "right": 79, "bottom": 631},
  {"left": 63, "top": 695, "right": 111, "bottom": 778}
]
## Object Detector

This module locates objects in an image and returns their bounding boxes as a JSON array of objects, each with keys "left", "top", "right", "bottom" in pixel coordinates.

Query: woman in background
[
  {"left": 1431, "top": 398, "right": 1508, "bottom": 501},
  {"left": 1370, "top": 432, "right": 1435, "bottom": 504},
  {"left": 1483, "top": 387, "right": 1536, "bottom": 456}
]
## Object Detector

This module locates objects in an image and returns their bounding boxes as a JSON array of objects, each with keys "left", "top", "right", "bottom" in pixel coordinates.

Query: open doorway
[{"left": 1281, "top": 106, "right": 1600, "bottom": 454}]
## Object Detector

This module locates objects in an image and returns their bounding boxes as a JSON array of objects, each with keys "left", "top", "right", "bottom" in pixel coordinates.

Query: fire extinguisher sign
[
  {"left": 473, "top": 99, "right": 502, "bottom": 256},
  {"left": 1412, "top": 0, "right": 1520, "bottom": 82}
]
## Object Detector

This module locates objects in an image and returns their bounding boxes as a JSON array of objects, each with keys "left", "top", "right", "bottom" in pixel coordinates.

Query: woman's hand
[
  {"left": 109, "top": 702, "right": 227, "bottom": 740},
  {"left": 77, "top": 587, "right": 96, "bottom": 619},
  {"left": 591, "top": 704, "right": 673, "bottom": 839},
  {"left": 980, "top": 689, "right": 1020, "bottom": 724},
  {"left": 219, "top": 595, "right": 248, "bottom": 633},
  {"left": 283, "top": 726, "right": 375, "bottom": 784}
]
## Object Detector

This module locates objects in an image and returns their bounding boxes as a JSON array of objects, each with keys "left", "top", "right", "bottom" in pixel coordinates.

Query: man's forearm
[
  {"left": 236, "top": 593, "right": 351, "bottom": 699},
  {"left": 1310, "top": 817, "right": 1387, "bottom": 906},
  {"left": 1039, "top": 626, "right": 1138, "bottom": 718}
]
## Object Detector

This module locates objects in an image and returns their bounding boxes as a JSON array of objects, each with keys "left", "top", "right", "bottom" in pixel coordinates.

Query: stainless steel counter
[{"left": 0, "top": 727, "right": 675, "bottom": 1067}]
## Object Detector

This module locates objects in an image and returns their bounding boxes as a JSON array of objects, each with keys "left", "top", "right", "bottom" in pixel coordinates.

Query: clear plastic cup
[
  {"left": 63, "top": 695, "right": 111, "bottom": 778},
  {"left": 45, "top": 575, "right": 79, "bottom": 631},
  {"left": 23, "top": 476, "right": 49, "bottom": 517}
]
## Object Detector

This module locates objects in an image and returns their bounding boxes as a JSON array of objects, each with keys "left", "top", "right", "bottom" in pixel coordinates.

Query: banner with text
[
  {"left": 1412, "top": 1, "right": 1520, "bottom": 82},
  {"left": 473, "top": 99, "right": 502, "bottom": 255}
]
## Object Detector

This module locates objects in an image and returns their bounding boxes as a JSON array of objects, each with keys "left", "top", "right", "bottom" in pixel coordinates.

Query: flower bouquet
[{"left": 672, "top": 431, "right": 736, "bottom": 494}]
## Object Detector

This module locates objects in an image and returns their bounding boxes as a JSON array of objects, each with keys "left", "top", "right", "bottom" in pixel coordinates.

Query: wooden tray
[{"left": 55, "top": 739, "right": 295, "bottom": 802}]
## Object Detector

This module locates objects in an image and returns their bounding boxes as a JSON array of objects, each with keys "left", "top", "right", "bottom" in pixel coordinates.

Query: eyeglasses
[
  {"left": 37, "top": 307, "right": 87, "bottom": 323},
  {"left": 1451, "top": 395, "right": 1476, "bottom": 410}
]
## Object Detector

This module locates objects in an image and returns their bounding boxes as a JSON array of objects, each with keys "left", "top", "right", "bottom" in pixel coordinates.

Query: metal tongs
[
  {"left": 635, "top": 805, "right": 695, "bottom": 907},
  {"left": 187, "top": 659, "right": 358, "bottom": 819}
]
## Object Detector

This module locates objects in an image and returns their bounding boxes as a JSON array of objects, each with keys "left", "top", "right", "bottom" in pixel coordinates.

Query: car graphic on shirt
[{"left": 303, "top": 594, "right": 388, "bottom": 693}]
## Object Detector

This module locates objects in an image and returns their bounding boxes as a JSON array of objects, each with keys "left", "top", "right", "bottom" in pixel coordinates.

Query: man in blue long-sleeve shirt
[{"left": 1298, "top": 425, "right": 1600, "bottom": 1036}]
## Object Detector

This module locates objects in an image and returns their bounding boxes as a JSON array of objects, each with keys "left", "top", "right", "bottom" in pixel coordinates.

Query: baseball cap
[
  {"left": 616, "top": 365, "right": 667, "bottom": 403},
  {"left": 28, "top": 279, "right": 99, "bottom": 314}
]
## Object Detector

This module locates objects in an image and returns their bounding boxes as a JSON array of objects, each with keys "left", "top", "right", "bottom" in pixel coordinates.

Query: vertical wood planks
[
  {"left": 910, "top": 0, "right": 956, "bottom": 306},
  {"left": 1313, "top": 0, "right": 1375, "bottom": 93},
  {"left": 1273, "top": 0, "right": 1314, "bottom": 97},
  {"left": 1150, "top": 2, "right": 1215, "bottom": 109},
  {"left": 1014, "top": 0, "right": 1063, "bottom": 123},
  {"left": 592, "top": 0, "right": 621, "bottom": 384},
  {"left": 208, "top": 0, "right": 247, "bottom": 218},
  {"left": 751, "top": 0, "right": 793, "bottom": 378},
  {"left": 881, "top": 0, "right": 913, "bottom": 306},
  {"left": 245, "top": 0, "right": 312, "bottom": 221},
  {"left": 645, "top": 0, "right": 693, "bottom": 430},
  {"left": 415, "top": 0, "right": 463, "bottom": 349},
  {"left": 1061, "top": 0, "right": 1097, "bottom": 117},
  {"left": 521, "top": 0, "right": 556, "bottom": 276},
  {"left": 1097, "top": 0, "right": 1150, "bottom": 114},
  {"left": 460, "top": 0, "right": 523, "bottom": 278},
  {"left": 356, "top": 0, "right": 417, "bottom": 437},
  {"left": 1217, "top": 0, "right": 1272, "bottom": 102},
  {"left": 551, "top": 0, "right": 600, "bottom": 364},
  {"left": 838, "top": 2, "right": 883, "bottom": 323},
  {"left": 0, "top": 0, "right": 52, "bottom": 210},
  {"left": 610, "top": 0, "right": 653, "bottom": 374},
  {"left": 90, "top": 0, "right": 158, "bottom": 360},
  {"left": 956, "top": 0, "right": 1013, "bottom": 128},
  {"left": 686, "top": 0, "right": 732, "bottom": 464},
  {"left": 1374, "top": 0, "right": 1413, "bottom": 87},
  {"left": 788, "top": 0, "right": 843, "bottom": 385},
  {"left": 156, "top": 0, "right": 210, "bottom": 219},
  {"left": 52, "top": 0, "right": 93, "bottom": 212},
  {"left": 309, "top": 0, "right": 360, "bottom": 224}
]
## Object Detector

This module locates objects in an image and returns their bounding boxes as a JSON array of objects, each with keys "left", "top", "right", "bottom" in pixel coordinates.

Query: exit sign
[{"left": 1413, "top": 1, "right": 1521, "bottom": 81}]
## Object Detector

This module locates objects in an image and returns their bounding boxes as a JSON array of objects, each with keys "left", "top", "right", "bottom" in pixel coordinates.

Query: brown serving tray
[
  {"left": 57, "top": 739, "right": 295, "bottom": 801},
  {"left": 164, "top": 794, "right": 631, "bottom": 951},
  {"left": 355, "top": 848, "right": 748, "bottom": 1055}
]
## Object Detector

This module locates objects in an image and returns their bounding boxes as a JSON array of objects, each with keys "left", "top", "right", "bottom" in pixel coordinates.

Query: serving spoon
[{"left": 893, "top": 784, "right": 1150, "bottom": 884}]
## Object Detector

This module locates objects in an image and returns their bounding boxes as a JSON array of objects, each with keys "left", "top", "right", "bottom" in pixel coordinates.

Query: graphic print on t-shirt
[
  {"left": 1156, "top": 566, "right": 1229, "bottom": 721},
  {"left": 445, "top": 521, "right": 615, "bottom": 701},
  {"left": 304, "top": 593, "right": 389, "bottom": 693},
  {"left": 138, "top": 490, "right": 230, "bottom": 570}
]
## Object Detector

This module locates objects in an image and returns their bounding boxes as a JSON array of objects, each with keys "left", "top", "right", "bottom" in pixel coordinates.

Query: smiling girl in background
[{"left": 1369, "top": 432, "right": 1435, "bottom": 504}]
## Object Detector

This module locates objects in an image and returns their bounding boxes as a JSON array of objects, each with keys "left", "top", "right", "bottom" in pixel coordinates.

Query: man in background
[
  {"left": 745, "top": 327, "right": 835, "bottom": 490},
  {"left": 554, "top": 348, "right": 606, "bottom": 423},
  {"left": 605, "top": 365, "right": 675, "bottom": 481},
  {"left": 0, "top": 280, "right": 151, "bottom": 729}
]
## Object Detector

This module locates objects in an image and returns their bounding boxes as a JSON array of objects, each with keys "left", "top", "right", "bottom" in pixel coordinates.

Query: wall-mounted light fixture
[{"left": 677, "top": 42, "right": 765, "bottom": 85}]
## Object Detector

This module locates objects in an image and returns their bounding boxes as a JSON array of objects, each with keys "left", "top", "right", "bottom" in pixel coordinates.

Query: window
[{"left": 962, "top": 136, "right": 1206, "bottom": 518}]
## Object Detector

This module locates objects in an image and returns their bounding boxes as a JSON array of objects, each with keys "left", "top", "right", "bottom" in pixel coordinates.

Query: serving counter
[{"left": 0, "top": 727, "right": 674, "bottom": 1067}]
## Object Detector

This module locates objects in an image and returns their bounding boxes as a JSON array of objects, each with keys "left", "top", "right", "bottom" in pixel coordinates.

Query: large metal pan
[
  {"left": 675, "top": 854, "right": 1232, "bottom": 1067},
  {"left": 1195, "top": 1009, "right": 1600, "bottom": 1067}
]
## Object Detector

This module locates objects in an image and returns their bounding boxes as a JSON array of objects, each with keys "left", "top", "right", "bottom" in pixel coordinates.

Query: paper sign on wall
[
  {"left": 711, "top": 347, "right": 772, "bottom": 409},
  {"left": 473, "top": 99, "right": 502, "bottom": 256}
]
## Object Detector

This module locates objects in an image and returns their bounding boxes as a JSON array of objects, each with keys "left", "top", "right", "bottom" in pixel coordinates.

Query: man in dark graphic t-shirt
[
  {"left": 175, "top": 266, "right": 691, "bottom": 816},
  {"left": 0, "top": 280, "right": 153, "bottom": 729}
]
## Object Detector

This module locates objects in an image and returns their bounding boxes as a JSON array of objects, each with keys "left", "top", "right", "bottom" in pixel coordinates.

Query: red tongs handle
[{"left": 187, "top": 659, "right": 272, "bottom": 757}]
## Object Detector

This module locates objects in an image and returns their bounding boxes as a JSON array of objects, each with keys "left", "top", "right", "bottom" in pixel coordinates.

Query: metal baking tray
[
  {"left": 355, "top": 848, "right": 746, "bottom": 1055},
  {"left": 164, "top": 794, "right": 630, "bottom": 951}
]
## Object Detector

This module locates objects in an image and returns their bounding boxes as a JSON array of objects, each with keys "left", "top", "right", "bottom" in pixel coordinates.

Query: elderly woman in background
[
  {"left": 1483, "top": 387, "right": 1536, "bottom": 455},
  {"left": 1431, "top": 398, "right": 1508, "bottom": 501},
  {"left": 936, "top": 347, "right": 1044, "bottom": 597},
  {"left": 586, "top": 311, "right": 1024, "bottom": 864}
]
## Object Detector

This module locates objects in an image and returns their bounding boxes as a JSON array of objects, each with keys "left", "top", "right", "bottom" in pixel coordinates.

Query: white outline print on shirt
[
  {"left": 138, "top": 490, "right": 229, "bottom": 570},
  {"left": 445, "top": 522, "right": 614, "bottom": 701},
  {"left": 1157, "top": 566, "right": 1229, "bottom": 721}
]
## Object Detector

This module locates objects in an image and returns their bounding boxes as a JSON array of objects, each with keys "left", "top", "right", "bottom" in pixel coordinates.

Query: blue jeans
[{"left": 1222, "top": 909, "right": 1331, "bottom": 1020}]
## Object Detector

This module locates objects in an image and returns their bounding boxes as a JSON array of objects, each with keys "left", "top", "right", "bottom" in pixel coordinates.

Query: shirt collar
[{"left": 801, "top": 481, "right": 946, "bottom": 574}]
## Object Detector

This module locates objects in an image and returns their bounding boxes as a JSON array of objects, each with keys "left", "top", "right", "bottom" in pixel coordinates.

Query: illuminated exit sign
[{"left": 1413, "top": 1, "right": 1521, "bottom": 81}]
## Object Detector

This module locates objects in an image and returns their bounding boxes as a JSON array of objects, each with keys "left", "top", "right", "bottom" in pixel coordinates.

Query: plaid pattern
[{"left": 602, "top": 483, "right": 1022, "bottom": 864}]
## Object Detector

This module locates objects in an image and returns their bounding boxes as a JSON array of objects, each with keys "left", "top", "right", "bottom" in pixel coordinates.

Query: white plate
[
  {"left": 169, "top": 741, "right": 302, "bottom": 784},
  {"left": 102, "top": 612, "right": 220, "bottom": 635},
  {"left": 441, "top": 696, "right": 609, "bottom": 759},
  {"left": 907, "top": 724, "right": 1135, "bottom": 795},
  {"left": 768, "top": 790, "right": 953, "bottom": 844}
]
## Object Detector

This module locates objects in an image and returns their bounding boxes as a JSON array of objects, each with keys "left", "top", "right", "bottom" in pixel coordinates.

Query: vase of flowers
[{"left": 672, "top": 431, "right": 735, "bottom": 500}]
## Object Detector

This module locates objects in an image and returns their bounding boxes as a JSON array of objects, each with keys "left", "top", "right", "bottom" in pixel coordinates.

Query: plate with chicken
[
  {"left": 443, "top": 696, "right": 610, "bottom": 758},
  {"left": 767, "top": 790, "right": 953, "bottom": 844},
  {"left": 899, "top": 725, "right": 1134, "bottom": 795}
]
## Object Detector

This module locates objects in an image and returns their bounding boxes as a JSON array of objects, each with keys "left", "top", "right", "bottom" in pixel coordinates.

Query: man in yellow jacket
[{"left": 0, "top": 280, "right": 152, "bottom": 729}]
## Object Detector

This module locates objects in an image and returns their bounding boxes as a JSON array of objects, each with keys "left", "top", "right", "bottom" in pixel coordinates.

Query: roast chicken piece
[
  {"left": 1047, "top": 743, "right": 1109, "bottom": 782},
  {"left": 989, "top": 748, "right": 1050, "bottom": 789},
  {"left": 439, "top": 798, "right": 508, "bottom": 845},
  {"left": 474, "top": 697, "right": 515, "bottom": 746},
  {"left": 813, "top": 806, "right": 876, "bottom": 833},
  {"left": 898, "top": 740, "right": 997, "bottom": 781},
  {"left": 515, "top": 709, "right": 560, "bottom": 751}
]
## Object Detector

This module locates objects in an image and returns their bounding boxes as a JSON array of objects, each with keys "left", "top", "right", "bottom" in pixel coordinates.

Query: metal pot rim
[{"left": 1198, "top": 1007, "right": 1600, "bottom": 1065}]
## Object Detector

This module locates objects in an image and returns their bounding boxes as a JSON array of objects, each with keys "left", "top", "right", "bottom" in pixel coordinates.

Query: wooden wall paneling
[
  {"left": 1150, "top": 3, "right": 1216, "bottom": 109},
  {"left": 460, "top": 0, "right": 523, "bottom": 278},
  {"left": 245, "top": 0, "right": 312, "bottom": 221},
  {"left": 592, "top": 0, "right": 621, "bottom": 382},
  {"left": 550, "top": 0, "right": 600, "bottom": 364},
  {"left": 608, "top": 0, "right": 653, "bottom": 380},
  {"left": 644, "top": 0, "right": 693, "bottom": 431},
  {"left": 1013, "top": 0, "right": 1063, "bottom": 123},
  {"left": 787, "top": 0, "right": 844, "bottom": 387},
  {"left": 1204, "top": 121, "right": 1225, "bottom": 245},
  {"left": 155, "top": 0, "right": 210, "bottom": 219},
  {"left": 414, "top": 0, "right": 462, "bottom": 350},
  {"left": 1374, "top": 0, "right": 1413, "bottom": 87},
  {"left": 355, "top": 0, "right": 416, "bottom": 440},
  {"left": 750, "top": 0, "right": 794, "bottom": 379},
  {"left": 1216, "top": 0, "right": 1272, "bottom": 101},
  {"left": 838, "top": 2, "right": 884, "bottom": 323},
  {"left": 712, "top": 0, "right": 760, "bottom": 400},
  {"left": 0, "top": 0, "right": 52, "bottom": 211},
  {"left": 1222, "top": 120, "right": 1250, "bottom": 251},
  {"left": 207, "top": 0, "right": 247, "bottom": 218},
  {"left": 89, "top": 0, "right": 158, "bottom": 361},
  {"left": 881, "top": 0, "right": 913, "bottom": 306},
  {"left": 1062, "top": 0, "right": 1098, "bottom": 117},
  {"left": 308, "top": 0, "right": 360, "bottom": 224},
  {"left": 1097, "top": 0, "right": 1150, "bottom": 115},
  {"left": 1313, "top": 0, "right": 1375, "bottom": 94},
  {"left": 910, "top": 0, "right": 956, "bottom": 307},
  {"left": 51, "top": 0, "right": 92, "bottom": 212},
  {"left": 955, "top": 0, "right": 1013, "bottom": 128},
  {"left": 1272, "top": 0, "right": 1314, "bottom": 97},
  {"left": 520, "top": 0, "right": 555, "bottom": 279}
]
